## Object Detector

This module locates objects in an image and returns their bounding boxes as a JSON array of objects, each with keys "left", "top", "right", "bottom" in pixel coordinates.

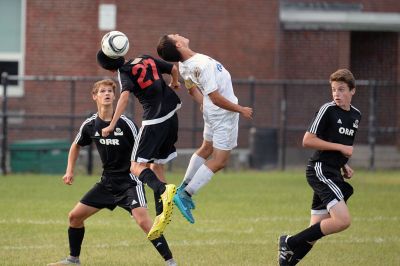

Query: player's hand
[
  {"left": 240, "top": 106, "right": 253, "bottom": 119},
  {"left": 63, "top": 173, "right": 74, "bottom": 185},
  {"left": 342, "top": 164, "right": 354, "bottom": 179},
  {"left": 170, "top": 81, "right": 181, "bottom": 90},
  {"left": 102, "top": 125, "right": 114, "bottom": 137},
  {"left": 340, "top": 145, "right": 353, "bottom": 158}
]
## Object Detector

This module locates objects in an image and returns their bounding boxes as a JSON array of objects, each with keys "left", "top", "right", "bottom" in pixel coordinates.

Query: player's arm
[
  {"left": 342, "top": 163, "right": 354, "bottom": 179},
  {"left": 155, "top": 58, "right": 180, "bottom": 89},
  {"left": 63, "top": 143, "right": 81, "bottom": 185},
  {"left": 303, "top": 132, "right": 353, "bottom": 157},
  {"left": 102, "top": 90, "right": 129, "bottom": 137},
  {"left": 208, "top": 90, "right": 253, "bottom": 119},
  {"left": 169, "top": 64, "right": 180, "bottom": 89},
  {"left": 187, "top": 86, "right": 203, "bottom": 105}
]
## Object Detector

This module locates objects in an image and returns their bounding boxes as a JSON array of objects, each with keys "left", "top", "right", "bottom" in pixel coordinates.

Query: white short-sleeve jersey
[{"left": 179, "top": 53, "right": 238, "bottom": 116}]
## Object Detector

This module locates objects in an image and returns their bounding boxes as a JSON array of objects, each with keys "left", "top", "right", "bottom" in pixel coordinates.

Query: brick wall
[{"left": 5, "top": 0, "right": 400, "bottom": 148}]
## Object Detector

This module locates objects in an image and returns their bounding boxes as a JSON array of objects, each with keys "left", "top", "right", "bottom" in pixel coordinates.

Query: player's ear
[
  {"left": 175, "top": 40, "right": 182, "bottom": 48},
  {"left": 351, "top": 88, "right": 356, "bottom": 95}
]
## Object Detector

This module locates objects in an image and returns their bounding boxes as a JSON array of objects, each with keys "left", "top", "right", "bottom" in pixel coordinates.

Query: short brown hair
[
  {"left": 157, "top": 35, "right": 182, "bottom": 62},
  {"left": 92, "top": 79, "right": 117, "bottom": 95},
  {"left": 330, "top": 69, "right": 356, "bottom": 90}
]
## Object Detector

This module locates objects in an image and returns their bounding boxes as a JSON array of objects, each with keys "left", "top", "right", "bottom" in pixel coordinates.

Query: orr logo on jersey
[
  {"left": 99, "top": 138, "right": 120, "bottom": 145},
  {"left": 338, "top": 127, "right": 354, "bottom": 136}
]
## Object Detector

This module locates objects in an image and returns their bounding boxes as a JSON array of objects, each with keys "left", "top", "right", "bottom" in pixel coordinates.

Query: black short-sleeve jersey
[
  {"left": 117, "top": 55, "right": 181, "bottom": 120},
  {"left": 307, "top": 101, "right": 362, "bottom": 168},
  {"left": 74, "top": 113, "right": 138, "bottom": 175}
]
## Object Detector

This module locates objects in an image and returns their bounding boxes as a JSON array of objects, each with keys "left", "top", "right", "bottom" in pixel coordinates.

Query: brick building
[{"left": 1, "top": 0, "right": 400, "bottom": 169}]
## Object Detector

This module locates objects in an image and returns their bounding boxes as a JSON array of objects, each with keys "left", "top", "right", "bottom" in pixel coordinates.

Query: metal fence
[{"left": 1, "top": 73, "right": 399, "bottom": 174}]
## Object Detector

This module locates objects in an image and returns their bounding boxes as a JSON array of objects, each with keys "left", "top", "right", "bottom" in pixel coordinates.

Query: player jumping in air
[
  {"left": 157, "top": 33, "right": 253, "bottom": 224},
  {"left": 97, "top": 44, "right": 181, "bottom": 240}
]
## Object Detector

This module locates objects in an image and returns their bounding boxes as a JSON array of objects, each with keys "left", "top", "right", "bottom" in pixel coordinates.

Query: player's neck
[
  {"left": 98, "top": 105, "right": 114, "bottom": 121},
  {"left": 181, "top": 49, "right": 196, "bottom": 62}
]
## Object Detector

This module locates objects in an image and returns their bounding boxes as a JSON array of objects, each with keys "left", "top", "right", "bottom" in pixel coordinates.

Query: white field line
[
  {"left": 0, "top": 216, "right": 398, "bottom": 226},
  {"left": 2, "top": 236, "right": 400, "bottom": 251},
  {"left": 201, "top": 216, "right": 400, "bottom": 224}
]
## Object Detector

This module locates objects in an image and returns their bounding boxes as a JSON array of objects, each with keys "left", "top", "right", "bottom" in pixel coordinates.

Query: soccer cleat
[
  {"left": 147, "top": 213, "right": 170, "bottom": 240},
  {"left": 147, "top": 184, "right": 176, "bottom": 240},
  {"left": 47, "top": 257, "right": 81, "bottom": 265},
  {"left": 173, "top": 189, "right": 195, "bottom": 224},
  {"left": 278, "top": 235, "right": 294, "bottom": 266},
  {"left": 161, "top": 184, "right": 177, "bottom": 217},
  {"left": 177, "top": 185, "right": 195, "bottom": 209}
]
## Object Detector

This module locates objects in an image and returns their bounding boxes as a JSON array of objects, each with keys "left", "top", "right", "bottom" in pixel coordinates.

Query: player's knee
[
  {"left": 336, "top": 215, "right": 351, "bottom": 231},
  {"left": 130, "top": 164, "right": 140, "bottom": 176},
  {"left": 68, "top": 211, "right": 84, "bottom": 227},
  {"left": 198, "top": 145, "right": 213, "bottom": 158}
]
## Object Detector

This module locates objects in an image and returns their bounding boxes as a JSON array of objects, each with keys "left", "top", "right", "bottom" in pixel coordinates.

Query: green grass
[{"left": 0, "top": 170, "right": 399, "bottom": 265}]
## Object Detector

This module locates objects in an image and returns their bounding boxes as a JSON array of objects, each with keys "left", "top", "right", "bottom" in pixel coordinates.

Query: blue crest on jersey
[{"left": 216, "top": 63, "right": 223, "bottom": 72}]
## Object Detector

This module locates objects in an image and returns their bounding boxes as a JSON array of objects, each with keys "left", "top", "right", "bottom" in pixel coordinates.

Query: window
[{"left": 0, "top": 0, "right": 25, "bottom": 96}]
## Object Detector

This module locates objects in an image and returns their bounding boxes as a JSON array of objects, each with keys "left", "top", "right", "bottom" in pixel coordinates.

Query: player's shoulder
[
  {"left": 316, "top": 101, "right": 336, "bottom": 113},
  {"left": 119, "top": 114, "right": 134, "bottom": 123},
  {"left": 134, "top": 54, "right": 155, "bottom": 62},
  {"left": 81, "top": 113, "right": 97, "bottom": 126},
  {"left": 350, "top": 104, "right": 361, "bottom": 116},
  {"left": 119, "top": 115, "right": 138, "bottom": 130}
]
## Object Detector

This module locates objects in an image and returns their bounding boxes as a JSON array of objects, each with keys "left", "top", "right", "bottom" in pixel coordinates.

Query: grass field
[{"left": 0, "top": 170, "right": 399, "bottom": 266}]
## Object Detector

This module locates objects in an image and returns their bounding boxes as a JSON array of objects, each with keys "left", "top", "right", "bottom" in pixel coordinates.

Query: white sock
[
  {"left": 185, "top": 164, "right": 214, "bottom": 196},
  {"left": 182, "top": 153, "right": 206, "bottom": 185}
]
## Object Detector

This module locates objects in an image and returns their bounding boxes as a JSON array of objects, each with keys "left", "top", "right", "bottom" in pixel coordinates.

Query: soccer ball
[{"left": 101, "top": 31, "right": 129, "bottom": 59}]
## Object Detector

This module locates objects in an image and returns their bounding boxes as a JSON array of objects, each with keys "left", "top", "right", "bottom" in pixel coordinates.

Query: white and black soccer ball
[{"left": 101, "top": 31, "right": 129, "bottom": 59}]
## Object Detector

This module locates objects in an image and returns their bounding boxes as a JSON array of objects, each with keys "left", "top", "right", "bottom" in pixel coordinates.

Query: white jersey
[{"left": 179, "top": 53, "right": 238, "bottom": 116}]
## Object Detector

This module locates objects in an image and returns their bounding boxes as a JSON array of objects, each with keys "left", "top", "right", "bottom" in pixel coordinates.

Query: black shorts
[
  {"left": 131, "top": 113, "right": 178, "bottom": 164},
  {"left": 306, "top": 161, "right": 353, "bottom": 214},
  {"left": 80, "top": 173, "right": 147, "bottom": 213}
]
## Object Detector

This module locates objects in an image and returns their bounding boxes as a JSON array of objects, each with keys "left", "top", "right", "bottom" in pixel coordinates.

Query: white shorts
[{"left": 203, "top": 111, "right": 239, "bottom": 150}]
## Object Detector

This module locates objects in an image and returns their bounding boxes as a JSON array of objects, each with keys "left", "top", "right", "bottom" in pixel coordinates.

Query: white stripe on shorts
[
  {"left": 314, "top": 162, "right": 344, "bottom": 200},
  {"left": 130, "top": 174, "right": 146, "bottom": 207},
  {"left": 131, "top": 126, "right": 144, "bottom": 161}
]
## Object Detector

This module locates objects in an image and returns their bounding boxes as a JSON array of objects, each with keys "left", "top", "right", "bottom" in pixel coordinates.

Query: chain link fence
[{"left": 1, "top": 73, "right": 399, "bottom": 174}]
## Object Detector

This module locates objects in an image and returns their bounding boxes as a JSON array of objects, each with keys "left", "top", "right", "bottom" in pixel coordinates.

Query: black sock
[
  {"left": 68, "top": 227, "right": 85, "bottom": 257},
  {"left": 291, "top": 241, "right": 313, "bottom": 265},
  {"left": 138, "top": 168, "right": 166, "bottom": 194},
  {"left": 150, "top": 235, "right": 173, "bottom": 261},
  {"left": 154, "top": 191, "right": 163, "bottom": 215},
  {"left": 287, "top": 222, "right": 324, "bottom": 249}
]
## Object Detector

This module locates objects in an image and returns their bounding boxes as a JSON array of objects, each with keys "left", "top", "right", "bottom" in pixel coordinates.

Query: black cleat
[{"left": 278, "top": 235, "right": 294, "bottom": 266}]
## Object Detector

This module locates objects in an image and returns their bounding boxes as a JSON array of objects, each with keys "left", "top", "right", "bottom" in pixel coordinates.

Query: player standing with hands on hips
[
  {"left": 157, "top": 33, "right": 253, "bottom": 224},
  {"left": 97, "top": 32, "right": 181, "bottom": 241},
  {"left": 278, "top": 69, "right": 361, "bottom": 265}
]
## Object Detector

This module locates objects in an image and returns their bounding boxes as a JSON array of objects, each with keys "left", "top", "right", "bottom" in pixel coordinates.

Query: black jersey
[
  {"left": 307, "top": 101, "right": 362, "bottom": 168},
  {"left": 118, "top": 54, "right": 181, "bottom": 121},
  {"left": 74, "top": 113, "right": 138, "bottom": 175}
]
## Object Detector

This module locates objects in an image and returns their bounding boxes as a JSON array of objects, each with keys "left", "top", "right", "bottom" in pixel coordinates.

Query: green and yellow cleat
[{"left": 147, "top": 184, "right": 176, "bottom": 240}]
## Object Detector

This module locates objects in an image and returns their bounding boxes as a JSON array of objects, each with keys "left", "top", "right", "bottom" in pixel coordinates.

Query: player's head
[
  {"left": 92, "top": 79, "right": 116, "bottom": 95},
  {"left": 330, "top": 69, "right": 356, "bottom": 108},
  {"left": 330, "top": 69, "right": 355, "bottom": 90},
  {"left": 157, "top": 34, "right": 188, "bottom": 62},
  {"left": 97, "top": 50, "right": 125, "bottom": 71}
]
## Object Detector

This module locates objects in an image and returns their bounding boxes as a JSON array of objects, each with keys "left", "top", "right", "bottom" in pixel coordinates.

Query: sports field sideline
[{"left": 0, "top": 170, "right": 399, "bottom": 265}]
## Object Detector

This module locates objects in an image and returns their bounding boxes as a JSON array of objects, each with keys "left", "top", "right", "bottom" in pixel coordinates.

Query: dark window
[{"left": 0, "top": 61, "right": 18, "bottom": 85}]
